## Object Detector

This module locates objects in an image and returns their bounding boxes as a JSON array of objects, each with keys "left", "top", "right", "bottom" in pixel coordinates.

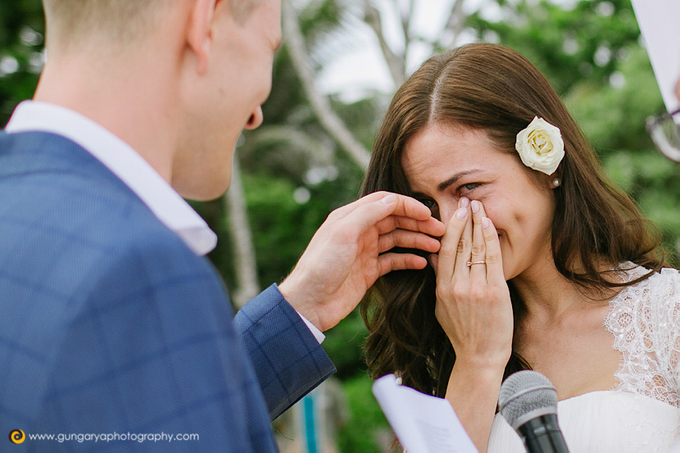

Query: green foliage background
[{"left": 1, "top": 1, "right": 678, "bottom": 451}]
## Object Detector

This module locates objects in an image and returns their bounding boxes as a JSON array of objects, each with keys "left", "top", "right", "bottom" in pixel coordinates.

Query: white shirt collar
[{"left": 5, "top": 100, "right": 217, "bottom": 256}]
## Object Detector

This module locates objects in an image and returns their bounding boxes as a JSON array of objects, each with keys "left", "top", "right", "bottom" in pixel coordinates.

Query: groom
[{"left": 0, "top": 0, "right": 444, "bottom": 451}]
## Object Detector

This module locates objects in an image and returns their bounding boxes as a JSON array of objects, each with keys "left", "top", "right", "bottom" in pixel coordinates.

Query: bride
[{"left": 360, "top": 43, "right": 680, "bottom": 452}]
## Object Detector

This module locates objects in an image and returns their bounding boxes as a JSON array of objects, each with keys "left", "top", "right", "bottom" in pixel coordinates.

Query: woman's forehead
[{"left": 402, "top": 124, "right": 506, "bottom": 179}]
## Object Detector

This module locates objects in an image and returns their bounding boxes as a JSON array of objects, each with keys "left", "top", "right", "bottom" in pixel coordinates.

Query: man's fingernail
[
  {"left": 471, "top": 200, "right": 480, "bottom": 214},
  {"left": 382, "top": 194, "right": 397, "bottom": 204},
  {"left": 456, "top": 208, "right": 468, "bottom": 219},
  {"left": 482, "top": 217, "right": 491, "bottom": 229}
]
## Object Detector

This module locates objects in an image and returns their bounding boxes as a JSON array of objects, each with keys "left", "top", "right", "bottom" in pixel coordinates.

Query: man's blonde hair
[{"left": 42, "top": 0, "right": 263, "bottom": 47}]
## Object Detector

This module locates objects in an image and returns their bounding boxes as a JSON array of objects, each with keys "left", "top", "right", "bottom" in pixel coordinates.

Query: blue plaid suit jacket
[{"left": 0, "top": 132, "right": 335, "bottom": 452}]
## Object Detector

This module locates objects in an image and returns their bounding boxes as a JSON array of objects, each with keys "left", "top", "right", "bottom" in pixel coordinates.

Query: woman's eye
[
  {"left": 416, "top": 198, "right": 439, "bottom": 218},
  {"left": 460, "top": 183, "right": 481, "bottom": 193},
  {"left": 419, "top": 199, "right": 436, "bottom": 209},
  {"left": 422, "top": 200, "right": 440, "bottom": 219}
]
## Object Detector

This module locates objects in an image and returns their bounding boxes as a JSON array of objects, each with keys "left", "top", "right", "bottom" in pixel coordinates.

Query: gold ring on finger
[{"left": 466, "top": 260, "right": 486, "bottom": 267}]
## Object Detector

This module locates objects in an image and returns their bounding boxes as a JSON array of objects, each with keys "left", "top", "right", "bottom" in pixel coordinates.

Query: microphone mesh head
[{"left": 498, "top": 370, "right": 558, "bottom": 429}]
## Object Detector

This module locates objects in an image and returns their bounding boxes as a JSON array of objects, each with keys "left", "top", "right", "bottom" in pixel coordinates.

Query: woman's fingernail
[
  {"left": 382, "top": 194, "right": 397, "bottom": 204},
  {"left": 459, "top": 197, "right": 470, "bottom": 208},
  {"left": 482, "top": 217, "right": 491, "bottom": 229},
  {"left": 471, "top": 200, "right": 480, "bottom": 214},
  {"left": 456, "top": 208, "right": 468, "bottom": 219}
]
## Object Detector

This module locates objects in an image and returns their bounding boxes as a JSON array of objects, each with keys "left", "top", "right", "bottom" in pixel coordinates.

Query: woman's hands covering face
[{"left": 430, "top": 198, "right": 513, "bottom": 370}]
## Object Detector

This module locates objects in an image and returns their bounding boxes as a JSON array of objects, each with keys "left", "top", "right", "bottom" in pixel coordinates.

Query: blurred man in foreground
[{"left": 0, "top": 0, "right": 445, "bottom": 451}]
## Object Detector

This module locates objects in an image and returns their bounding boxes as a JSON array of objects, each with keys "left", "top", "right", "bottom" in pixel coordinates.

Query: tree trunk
[
  {"left": 224, "top": 153, "right": 260, "bottom": 308},
  {"left": 282, "top": 0, "right": 372, "bottom": 170}
]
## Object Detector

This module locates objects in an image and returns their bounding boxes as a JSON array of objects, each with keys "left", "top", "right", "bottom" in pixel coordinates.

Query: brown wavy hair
[{"left": 360, "top": 43, "right": 664, "bottom": 397}]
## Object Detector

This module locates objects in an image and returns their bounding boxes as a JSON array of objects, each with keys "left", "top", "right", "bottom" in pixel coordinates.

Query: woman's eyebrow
[{"left": 437, "top": 169, "right": 482, "bottom": 192}]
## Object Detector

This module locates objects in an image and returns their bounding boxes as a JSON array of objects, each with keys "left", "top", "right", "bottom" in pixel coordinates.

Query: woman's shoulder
[
  {"left": 646, "top": 266, "right": 680, "bottom": 324},
  {"left": 607, "top": 263, "right": 680, "bottom": 404},
  {"left": 611, "top": 262, "right": 680, "bottom": 307},
  {"left": 654, "top": 266, "right": 680, "bottom": 295},
  {"left": 607, "top": 263, "right": 680, "bottom": 342}
]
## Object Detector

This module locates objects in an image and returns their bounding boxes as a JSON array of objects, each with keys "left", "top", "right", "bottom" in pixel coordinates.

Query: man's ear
[{"left": 186, "top": 0, "right": 219, "bottom": 74}]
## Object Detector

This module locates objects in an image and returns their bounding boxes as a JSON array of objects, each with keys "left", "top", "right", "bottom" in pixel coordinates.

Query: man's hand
[{"left": 278, "top": 191, "right": 445, "bottom": 332}]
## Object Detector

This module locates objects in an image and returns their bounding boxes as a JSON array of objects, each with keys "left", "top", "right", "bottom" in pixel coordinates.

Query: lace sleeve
[
  {"left": 651, "top": 269, "right": 680, "bottom": 399},
  {"left": 605, "top": 267, "right": 680, "bottom": 407}
]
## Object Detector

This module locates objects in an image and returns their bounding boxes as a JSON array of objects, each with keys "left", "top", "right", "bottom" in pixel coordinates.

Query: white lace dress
[{"left": 488, "top": 265, "right": 680, "bottom": 452}]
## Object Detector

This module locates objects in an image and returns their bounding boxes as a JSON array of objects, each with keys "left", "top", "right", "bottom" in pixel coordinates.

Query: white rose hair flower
[{"left": 515, "top": 116, "right": 565, "bottom": 175}]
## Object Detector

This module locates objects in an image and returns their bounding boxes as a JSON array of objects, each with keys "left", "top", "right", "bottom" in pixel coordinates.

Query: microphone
[{"left": 498, "top": 370, "right": 569, "bottom": 453}]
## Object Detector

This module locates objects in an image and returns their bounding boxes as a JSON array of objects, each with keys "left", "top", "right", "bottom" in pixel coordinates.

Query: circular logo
[{"left": 9, "top": 429, "right": 25, "bottom": 444}]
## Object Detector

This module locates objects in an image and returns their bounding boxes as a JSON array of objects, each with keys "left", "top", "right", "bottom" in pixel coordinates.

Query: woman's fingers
[
  {"left": 428, "top": 254, "right": 439, "bottom": 275},
  {"left": 469, "top": 200, "right": 488, "bottom": 282},
  {"left": 433, "top": 199, "right": 512, "bottom": 373},
  {"left": 435, "top": 198, "right": 502, "bottom": 287},
  {"left": 452, "top": 199, "right": 473, "bottom": 283},
  {"left": 482, "top": 216, "right": 504, "bottom": 285},
  {"left": 437, "top": 198, "right": 471, "bottom": 283}
]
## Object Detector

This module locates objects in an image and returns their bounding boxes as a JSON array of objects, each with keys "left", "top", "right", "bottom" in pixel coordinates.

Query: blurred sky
[
  {"left": 317, "top": 0, "right": 460, "bottom": 100},
  {"left": 313, "top": 0, "right": 679, "bottom": 109},
  {"left": 316, "top": 0, "right": 579, "bottom": 102}
]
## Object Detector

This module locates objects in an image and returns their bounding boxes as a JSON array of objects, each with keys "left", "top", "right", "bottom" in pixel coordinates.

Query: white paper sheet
[
  {"left": 372, "top": 374, "right": 478, "bottom": 453},
  {"left": 631, "top": 0, "right": 680, "bottom": 112}
]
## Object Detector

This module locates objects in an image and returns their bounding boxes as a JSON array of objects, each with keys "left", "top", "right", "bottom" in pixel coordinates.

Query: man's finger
[
  {"left": 335, "top": 196, "right": 444, "bottom": 241},
  {"left": 377, "top": 230, "right": 442, "bottom": 254},
  {"left": 375, "top": 215, "right": 445, "bottom": 237},
  {"left": 333, "top": 192, "right": 434, "bottom": 223},
  {"left": 377, "top": 252, "right": 429, "bottom": 277},
  {"left": 388, "top": 192, "right": 440, "bottom": 221}
]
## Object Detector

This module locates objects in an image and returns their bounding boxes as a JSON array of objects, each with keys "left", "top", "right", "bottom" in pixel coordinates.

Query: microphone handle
[{"left": 517, "top": 414, "right": 569, "bottom": 453}]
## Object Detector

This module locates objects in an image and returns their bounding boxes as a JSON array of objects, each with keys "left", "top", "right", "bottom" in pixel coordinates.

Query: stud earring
[{"left": 552, "top": 178, "right": 561, "bottom": 188}]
